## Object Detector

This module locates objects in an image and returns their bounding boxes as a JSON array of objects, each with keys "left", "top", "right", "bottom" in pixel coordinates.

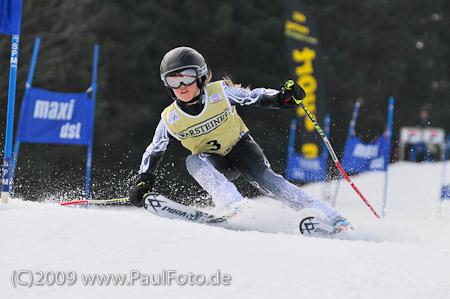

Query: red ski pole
[
  {"left": 60, "top": 198, "right": 129, "bottom": 206},
  {"left": 285, "top": 81, "right": 381, "bottom": 218}
]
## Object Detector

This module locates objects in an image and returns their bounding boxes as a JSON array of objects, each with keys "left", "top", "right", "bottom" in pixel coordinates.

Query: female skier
[{"left": 129, "top": 46, "right": 351, "bottom": 230}]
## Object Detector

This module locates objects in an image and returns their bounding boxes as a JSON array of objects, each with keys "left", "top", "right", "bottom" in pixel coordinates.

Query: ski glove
[
  {"left": 278, "top": 80, "right": 306, "bottom": 108},
  {"left": 129, "top": 172, "right": 156, "bottom": 207}
]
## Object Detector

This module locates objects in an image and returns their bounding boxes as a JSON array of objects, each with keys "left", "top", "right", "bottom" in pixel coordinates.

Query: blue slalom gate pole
[
  {"left": 381, "top": 96, "right": 394, "bottom": 218},
  {"left": 84, "top": 45, "right": 99, "bottom": 200},
  {"left": 321, "top": 114, "right": 330, "bottom": 201},
  {"left": 437, "top": 135, "right": 450, "bottom": 216},
  {"left": 85, "top": 144, "right": 93, "bottom": 200},
  {"left": 1, "top": 35, "right": 20, "bottom": 203},
  {"left": 285, "top": 118, "right": 297, "bottom": 178},
  {"left": 25, "top": 38, "right": 41, "bottom": 92},
  {"left": 322, "top": 114, "right": 330, "bottom": 159},
  {"left": 10, "top": 38, "right": 41, "bottom": 189},
  {"left": 287, "top": 118, "right": 297, "bottom": 155}
]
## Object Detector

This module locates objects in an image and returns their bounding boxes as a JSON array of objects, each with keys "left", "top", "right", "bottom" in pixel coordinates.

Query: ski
[
  {"left": 299, "top": 216, "right": 341, "bottom": 237},
  {"left": 143, "top": 192, "right": 234, "bottom": 225},
  {"left": 60, "top": 193, "right": 234, "bottom": 226}
]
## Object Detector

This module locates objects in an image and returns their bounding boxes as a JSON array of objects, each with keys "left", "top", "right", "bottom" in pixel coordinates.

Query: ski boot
[{"left": 329, "top": 216, "right": 353, "bottom": 231}]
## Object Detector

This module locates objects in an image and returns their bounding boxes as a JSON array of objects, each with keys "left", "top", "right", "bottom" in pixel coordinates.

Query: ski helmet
[{"left": 160, "top": 47, "right": 209, "bottom": 90}]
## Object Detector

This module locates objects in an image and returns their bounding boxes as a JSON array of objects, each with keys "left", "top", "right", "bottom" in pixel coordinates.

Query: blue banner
[
  {"left": 0, "top": 0, "right": 23, "bottom": 35},
  {"left": 341, "top": 134, "right": 390, "bottom": 173},
  {"left": 286, "top": 152, "right": 326, "bottom": 182},
  {"left": 16, "top": 87, "right": 95, "bottom": 145}
]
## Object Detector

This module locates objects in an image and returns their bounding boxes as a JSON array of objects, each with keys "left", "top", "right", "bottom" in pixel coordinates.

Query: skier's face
[{"left": 173, "top": 81, "right": 200, "bottom": 103}]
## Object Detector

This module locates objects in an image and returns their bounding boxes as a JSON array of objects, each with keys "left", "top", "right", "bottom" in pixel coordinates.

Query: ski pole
[
  {"left": 60, "top": 197, "right": 129, "bottom": 206},
  {"left": 285, "top": 80, "right": 381, "bottom": 218}
]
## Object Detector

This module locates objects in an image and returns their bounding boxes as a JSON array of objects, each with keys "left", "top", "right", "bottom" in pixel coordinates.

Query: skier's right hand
[
  {"left": 278, "top": 80, "right": 306, "bottom": 108},
  {"left": 129, "top": 172, "right": 155, "bottom": 207}
]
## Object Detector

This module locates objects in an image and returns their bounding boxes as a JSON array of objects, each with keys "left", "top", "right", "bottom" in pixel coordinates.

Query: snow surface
[{"left": 1, "top": 161, "right": 450, "bottom": 299}]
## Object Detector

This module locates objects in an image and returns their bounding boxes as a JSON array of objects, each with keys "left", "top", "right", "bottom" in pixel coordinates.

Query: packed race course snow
[{"left": 1, "top": 161, "right": 450, "bottom": 299}]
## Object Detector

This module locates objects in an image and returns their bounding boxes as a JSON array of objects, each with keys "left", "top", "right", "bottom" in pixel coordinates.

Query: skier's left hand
[
  {"left": 129, "top": 172, "right": 155, "bottom": 207},
  {"left": 278, "top": 80, "right": 305, "bottom": 108}
]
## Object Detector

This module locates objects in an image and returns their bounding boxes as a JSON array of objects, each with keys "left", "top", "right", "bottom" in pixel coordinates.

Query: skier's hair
[
  {"left": 222, "top": 75, "right": 250, "bottom": 90},
  {"left": 204, "top": 69, "right": 213, "bottom": 85}
]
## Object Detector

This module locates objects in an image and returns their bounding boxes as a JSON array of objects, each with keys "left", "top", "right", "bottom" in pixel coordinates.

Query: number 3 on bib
[{"left": 206, "top": 140, "right": 221, "bottom": 151}]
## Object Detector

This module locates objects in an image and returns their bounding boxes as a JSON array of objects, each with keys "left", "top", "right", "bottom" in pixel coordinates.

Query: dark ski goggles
[{"left": 164, "top": 68, "right": 198, "bottom": 89}]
